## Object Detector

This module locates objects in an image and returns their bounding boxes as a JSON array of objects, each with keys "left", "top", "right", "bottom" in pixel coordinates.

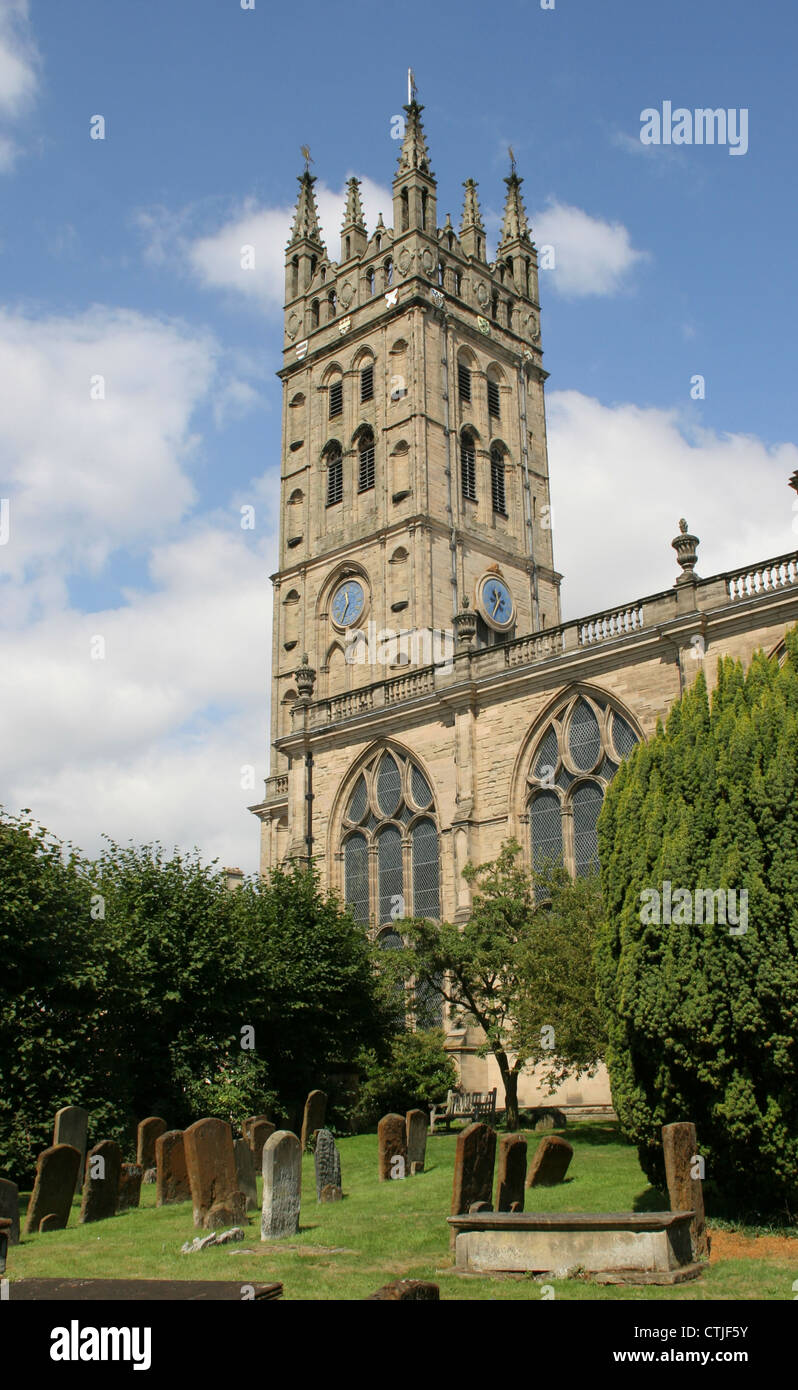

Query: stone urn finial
[
  {"left": 453, "top": 601, "right": 477, "bottom": 651},
  {"left": 672, "top": 519, "right": 700, "bottom": 584},
  {"left": 295, "top": 652, "right": 316, "bottom": 698}
]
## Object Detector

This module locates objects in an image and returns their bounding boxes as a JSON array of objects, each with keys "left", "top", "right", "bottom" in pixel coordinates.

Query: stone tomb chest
[{"left": 447, "top": 1210, "right": 696, "bottom": 1278}]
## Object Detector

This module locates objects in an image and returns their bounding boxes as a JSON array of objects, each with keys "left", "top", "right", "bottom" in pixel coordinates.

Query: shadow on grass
[
  {"left": 549, "top": 1123, "right": 624, "bottom": 1147},
  {"left": 632, "top": 1186, "right": 669, "bottom": 1212}
]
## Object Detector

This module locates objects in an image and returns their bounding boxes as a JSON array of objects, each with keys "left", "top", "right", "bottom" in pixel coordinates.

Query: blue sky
[{"left": 2, "top": 0, "right": 797, "bottom": 872}]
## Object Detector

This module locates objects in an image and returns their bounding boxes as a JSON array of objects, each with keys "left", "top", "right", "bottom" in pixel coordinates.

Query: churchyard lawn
[{"left": 7, "top": 1123, "right": 796, "bottom": 1301}]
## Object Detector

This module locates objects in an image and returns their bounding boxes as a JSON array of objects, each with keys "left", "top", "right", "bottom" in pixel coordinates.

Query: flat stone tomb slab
[{"left": 447, "top": 1211, "right": 696, "bottom": 1275}]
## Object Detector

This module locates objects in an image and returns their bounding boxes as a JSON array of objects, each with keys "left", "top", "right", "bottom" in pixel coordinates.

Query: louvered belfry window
[
  {"left": 457, "top": 362, "right": 471, "bottom": 403},
  {"left": 527, "top": 693, "right": 641, "bottom": 890},
  {"left": 329, "top": 380, "right": 343, "bottom": 418},
  {"left": 491, "top": 449, "right": 506, "bottom": 515},
  {"left": 460, "top": 434, "right": 476, "bottom": 501},
  {"left": 358, "top": 434, "right": 375, "bottom": 492},
  {"left": 487, "top": 379, "right": 500, "bottom": 419},
  {"left": 326, "top": 453, "right": 343, "bottom": 506},
  {"left": 360, "top": 364, "right": 374, "bottom": 403}
]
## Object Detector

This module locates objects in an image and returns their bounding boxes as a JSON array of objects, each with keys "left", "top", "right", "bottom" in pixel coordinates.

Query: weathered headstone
[
  {"left": 53, "top": 1106, "right": 88, "bottom": 1193},
  {"left": 142, "top": 1167, "right": 157, "bottom": 1184},
  {"left": 137, "top": 1116, "right": 167, "bottom": 1170},
  {"left": 378, "top": 1113, "right": 408, "bottom": 1181},
  {"left": 204, "top": 1194, "right": 247, "bottom": 1229},
  {"left": 495, "top": 1133, "right": 527, "bottom": 1211},
  {"left": 156, "top": 1129, "right": 190, "bottom": 1206},
  {"left": 234, "top": 1137, "right": 258, "bottom": 1212},
  {"left": 243, "top": 1114, "right": 270, "bottom": 1144},
  {"left": 38, "top": 1213, "right": 62, "bottom": 1232},
  {"left": 79, "top": 1139, "right": 122, "bottom": 1224},
  {"left": 0, "top": 1177, "right": 20, "bottom": 1246},
  {"left": 451, "top": 1123, "right": 496, "bottom": 1215},
  {"left": 525, "top": 1135, "right": 573, "bottom": 1188},
  {"left": 314, "top": 1128, "right": 342, "bottom": 1201},
  {"left": 261, "top": 1130, "right": 301, "bottom": 1239},
  {"left": 24, "top": 1144, "right": 81, "bottom": 1235},
  {"left": 367, "top": 1280, "right": 440, "bottom": 1300},
  {"left": 405, "top": 1109, "right": 427, "bottom": 1173},
  {"left": 250, "top": 1119, "right": 275, "bottom": 1173},
  {"left": 662, "top": 1121, "right": 709, "bottom": 1260},
  {"left": 118, "top": 1164, "right": 143, "bottom": 1212},
  {"left": 183, "top": 1118, "right": 244, "bottom": 1230},
  {"left": 300, "top": 1091, "right": 327, "bottom": 1151}
]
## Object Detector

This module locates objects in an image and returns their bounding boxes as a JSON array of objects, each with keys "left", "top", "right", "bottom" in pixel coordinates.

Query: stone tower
[{"left": 260, "top": 97, "right": 561, "bottom": 865}]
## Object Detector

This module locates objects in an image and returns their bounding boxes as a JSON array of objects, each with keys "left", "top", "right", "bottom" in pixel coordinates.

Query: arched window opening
[
  {"left": 421, "top": 188, "right": 428, "bottom": 231},
  {"left": 357, "top": 428, "right": 375, "bottom": 493},
  {"left": 457, "top": 360, "right": 472, "bottom": 404},
  {"left": 438, "top": 261, "right": 445, "bottom": 287},
  {"left": 460, "top": 430, "right": 477, "bottom": 502},
  {"left": 344, "top": 834, "right": 370, "bottom": 925},
  {"left": 329, "top": 377, "right": 343, "bottom": 418},
  {"left": 291, "top": 256, "right": 299, "bottom": 296},
  {"left": 324, "top": 444, "right": 343, "bottom": 507},
  {"left": 360, "top": 362, "right": 374, "bottom": 403},
  {"left": 487, "top": 377, "right": 500, "bottom": 419},
  {"left": 401, "top": 189, "right": 409, "bottom": 231},
  {"left": 490, "top": 447, "right": 507, "bottom": 516},
  {"left": 310, "top": 299, "right": 320, "bottom": 328},
  {"left": 367, "top": 268, "right": 376, "bottom": 296},
  {"left": 384, "top": 258, "right": 393, "bottom": 287}
]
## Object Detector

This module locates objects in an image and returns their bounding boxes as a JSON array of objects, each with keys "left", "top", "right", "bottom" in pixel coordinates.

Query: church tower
[{"left": 255, "top": 84, "right": 561, "bottom": 871}]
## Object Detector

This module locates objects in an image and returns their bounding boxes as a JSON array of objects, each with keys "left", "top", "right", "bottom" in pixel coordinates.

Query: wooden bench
[{"left": 429, "top": 1088, "right": 497, "bottom": 1133}]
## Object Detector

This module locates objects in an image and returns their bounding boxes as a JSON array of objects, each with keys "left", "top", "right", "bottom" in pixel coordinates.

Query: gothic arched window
[
  {"left": 526, "top": 693, "right": 639, "bottom": 897},
  {"left": 356, "top": 427, "right": 375, "bottom": 493},
  {"left": 490, "top": 446, "right": 507, "bottom": 516},
  {"left": 341, "top": 749, "right": 440, "bottom": 929},
  {"left": 460, "top": 429, "right": 477, "bottom": 502}
]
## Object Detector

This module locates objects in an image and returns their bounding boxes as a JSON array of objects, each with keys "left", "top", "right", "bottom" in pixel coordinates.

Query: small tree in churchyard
[{"left": 596, "top": 629, "right": 798, "bottom": 1217}]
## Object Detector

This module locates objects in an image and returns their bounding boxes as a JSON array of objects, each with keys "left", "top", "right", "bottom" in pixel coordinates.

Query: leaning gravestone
[
  {"left": 24, "top": 1144, "right": 81, "bottom": 1235},
  {"left": 53, "top": 1106, "right": 88, "bottom": 1193},
  {"left": 662, "top": 1121, "right": 709, "bottom": 1260},
  {"left": 314, "top": 1128, "right": 342, "bottom": 1201},
  {"left": 526, "top": 1134, "right": 573, "bottom": 1188},
  {"left": 234, "top": 1138, "right": 258, "bottom": 1212},
  {"left": 79, "top": 1139, "right": 123, "bottom": 1224},
  {"left": 117, "top": 1164, "right": 143, "bottom": 1212},
  {"left": 243, "top": 1114, "right": 270, "bottom": 1144},
  {"left": 378, "top": 1114, "right": 407, "bottom": 1182},
  {"left": 0, "top": 1178, "right": 20, "bottom": 1246},
  {"left": 261, "top": 1130, "right": 301, "bottom": 1239},
  {"left": 405, "top": 1109, "right": 427, "bottom": 1174},
  {"left": 300, "top": 1091, "right": 327, "bottom": 1151},
  {"left": 250, "top": 1119, "right": 275, "bottom": 1173},
  {"left": 137, "top": 1116, "right": 167, "bottom": 1170},
  {"left": 183, "top": 1118, "right": 245, "bottom": 1230},
  {"left": 496, "top": 1133, "right": 527, "bottom": 1211},
  {"left": 451, "top": 1123, "right": 496, "bottom": 1215},
  {"left": 156, "top": 1130, "right": 190, "bottom": 1206}
]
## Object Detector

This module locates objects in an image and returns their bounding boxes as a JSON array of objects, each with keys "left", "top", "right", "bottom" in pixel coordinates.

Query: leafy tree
[
  {"left": 596, "top": 628, "right": 798, "bottom": 1217},
  {"left": 394, "top": 840, "right": 604, "bottom": 1130},
  {"left": 514, "top": 866, "right": 607, "bottom": 1090},
  {"left": 349, "top": 1029, "right": 457, "bottom": 1131}
]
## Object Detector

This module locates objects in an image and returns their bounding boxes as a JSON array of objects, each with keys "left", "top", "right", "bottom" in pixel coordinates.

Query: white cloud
[
  {"left": 0, "top": 0, "right": 39, "bottom": 170},
  {"left": 532, "top": 201, "right": 648, "bottom": 297},
  {"left": 548, "top": 390, "right": 798, "bottom": 618},
  {"left": 138, "top": 176, "right": 393, "bottom": 311}
]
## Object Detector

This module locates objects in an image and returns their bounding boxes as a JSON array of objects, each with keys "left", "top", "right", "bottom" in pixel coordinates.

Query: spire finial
[
  {"left": 508, "top": 144, "right": 517, "bottom": 176},
  {"left": 300, "top": 144, "right": 313, "bottom": 172},
  {"left": 408, "top": 67, "right": 417, "bottom": 104}
]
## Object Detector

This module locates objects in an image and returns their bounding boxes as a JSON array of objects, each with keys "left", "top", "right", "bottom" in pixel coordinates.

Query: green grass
[{"left": 7, "top": 1123, "right": 798, "bottom": 1300}]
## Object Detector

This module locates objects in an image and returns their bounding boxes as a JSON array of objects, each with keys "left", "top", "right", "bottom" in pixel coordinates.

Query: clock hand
[
  {"left": 492, "top": 589, "right": 501, "bottom": 617},
  {"left": 342, "top": 593, "right": 350, "bottom": 619}
]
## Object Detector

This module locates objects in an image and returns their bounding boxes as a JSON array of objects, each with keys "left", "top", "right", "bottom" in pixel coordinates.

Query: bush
[
  {"left": 596, "top": 629, "right": 798, "bottom": 1219},
  {"left": 349, "top": 1029, "right": 457, "bottom": 1131}
]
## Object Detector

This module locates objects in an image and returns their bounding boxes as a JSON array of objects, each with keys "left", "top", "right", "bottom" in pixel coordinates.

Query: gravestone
[
  {"left": 137, "top": 1116, "right": 167, "bottom": 1170},
  {"left": 378, "top": 1114, "right": 407, "bottom": 1181},
  {"left": 183, "top": 1118, "right": 244, "bottom": 1230},
  {"left": 0, "top": 1177, "right": 20, "bottom": 1245},
  {"left": 250, "top": 1119, "right": 275, "bottom": 1173},
  {"left": 300, "top": 1091, "right": 327, "bottom": 1151},
  {"left": 24, "top": 1144, "right": 81, "bottom": 1235},
  {"left": 156, "top": 1130, "right": 190, "bottom": 1206},
  {"left": 0, "top": 1217, "right": 10, "bottom": 1272},
  {"left": 314, "top": 1128, "right": 342, "bottom": 1201},
  {"left": 526, "top": 1135, "right": 573, "bottom": 1188},
  {"left": 117, "top": 1164, "right": 143, "bottom": 1211},
  {"left": 39, "top": 1213, "right": 62, "bottom": 1232},
  {"left": 405, "top": 1109, "right": 427, "bottom": 1174},
  {"left": 53, "top": 1106, "right": 88, "bottom": 1193},
  {"left": 243, "top": 1114, "right": 270, "bottom": 1144},
  {"left": 79, "top": 1139, "right": 122, "bottom": 1224},
  {"left": 662, "top": 1121, "right": 709, "bottom": 1260},
  {"left": 204, "top": 1194, "right": 247, "bottom": 1229},
  {"left": 234, "top": 1137, "right": 258, "bottom": 1212},
  {"left": 451, "top": 1123, "right": 496, "bottom": 1215},
  {"left": 496, "top": 1133, "right": 527, "bottom": 1211},
  {"left": 261, "top": 1130, "right": 301, "bottom": 1239}
]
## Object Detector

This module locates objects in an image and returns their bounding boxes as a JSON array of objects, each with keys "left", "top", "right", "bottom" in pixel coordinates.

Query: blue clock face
[
  {"left": 332, "top": 579, "right": 365, "bottom": 627},
  {"left": 479, "top": 576, "right": 514, "bottom": 629}
]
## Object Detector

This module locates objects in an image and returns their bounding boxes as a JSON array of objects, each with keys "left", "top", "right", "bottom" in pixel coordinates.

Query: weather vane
[
  {"left": 300, "top": 145, "right": 313, "bottom": 171},
  {"left": 508, "top": 144, "right": 517, "bottom": 176},
  {"left": 408, "top": 68, "right": 417, "bottom": 104}
]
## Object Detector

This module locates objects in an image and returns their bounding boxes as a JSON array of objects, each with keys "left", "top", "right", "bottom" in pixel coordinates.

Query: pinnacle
[
  {"left": 341, "top": 177, "right": 366, "bottom": 231},
  {"left": 498, "top": 164, "right": 531, "bottom": 245},
  {"left": 461, "top": 178, "right": 484, "bottom": 233},
  {"left": 396, "top": 100, "right": 433, "bottom": 179},
  {"left": 288, "top": 169, "right": 325, "bottom": 248}
]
